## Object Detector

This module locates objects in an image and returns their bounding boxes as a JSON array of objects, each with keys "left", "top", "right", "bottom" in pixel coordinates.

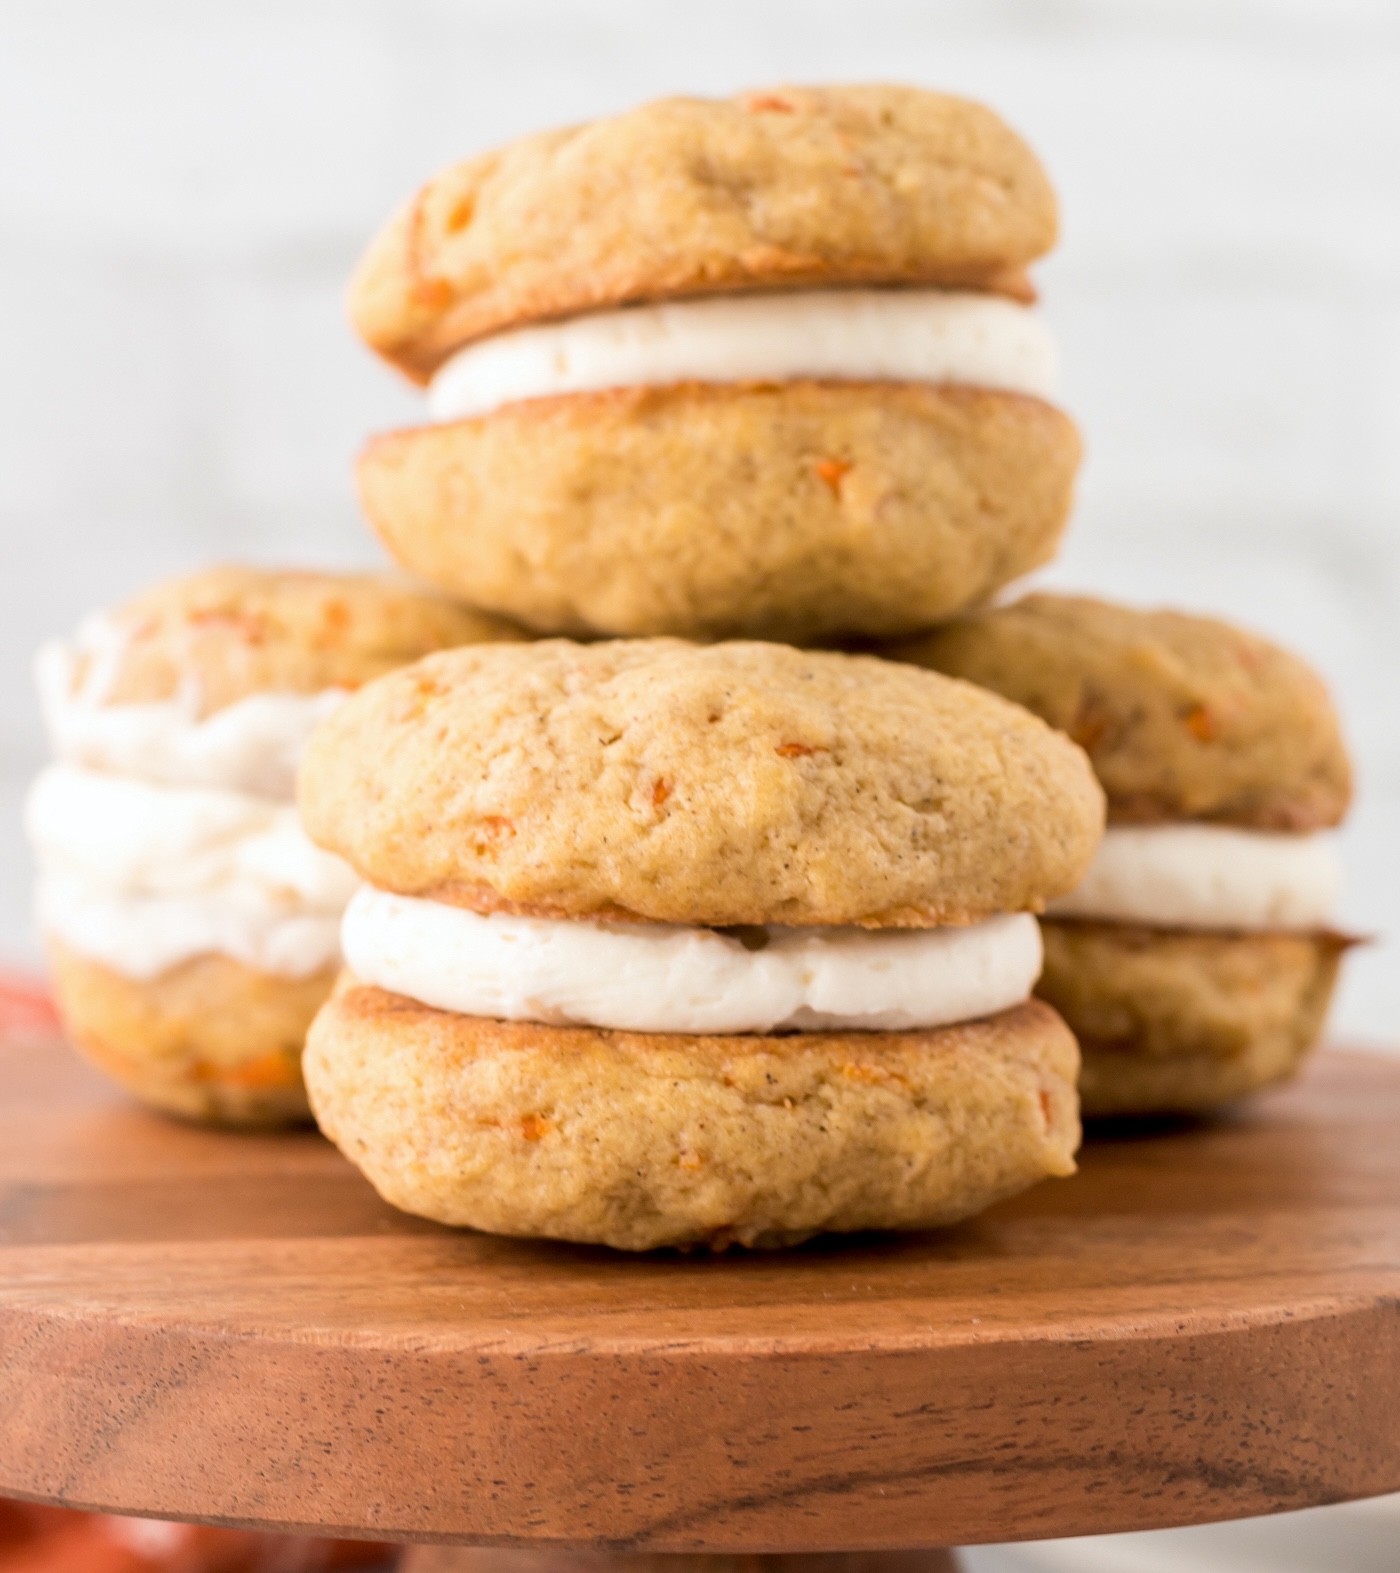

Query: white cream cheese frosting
[
  {"left": 1046, "top": 824, "right": 1341, "bottom": 932},
  {"left": 36, "top": 624, "right": 347, "bottom": 799},
  {"left": 426, "top": 288, "right": 1059, "bottom": 422},
  {"left": 35, "top": 878, "right": 346, "bottom": 982},
  {"left": 27, "top": 764, "right": 358, "bottom": 979},
  {"left": 341, "top": 888, "right": 1043, "bottom": 1036}
]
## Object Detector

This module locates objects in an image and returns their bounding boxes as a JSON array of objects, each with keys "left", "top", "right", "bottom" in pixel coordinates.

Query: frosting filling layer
[
  {"left": 37, "top": 624, "right": 347, "bottom": 798},
  {"left": 27, "top": 765, "right": 358, "bottom": 978},
  {"left": 341, "top": 888, "right": 1043, "bottom": 1035},
  {"left": 1046, "top": 824, "right": 1340, "bottom": 932},
  {"left": 426, "top": 288, "right": 1058, "bottom": 422},
  {"left": 36, "top": 877, "right": 345, "bottom": 982}
]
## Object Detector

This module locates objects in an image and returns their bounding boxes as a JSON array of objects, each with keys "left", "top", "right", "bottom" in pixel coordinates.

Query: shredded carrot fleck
[
  {"left": 410, "top": 273, "right": 456, "bottom": 308},
  {"left": 1038, "top": 1088, "right": 1054, "bottom": 1129},
  {"left": 519, "top": 1113, "right": 551, "bottom": 1142},
  {"left": 840, "top": 1061, "right": 909, "bottom": 1088},
  {"left": 1184, "top": 704, "right": 1217, "bottom": 743},
  {"left": 444, "top": 193, "right": 476, "bottom": 233},
  {"left": 747, "top": 94, "right": 795, "bottom": 113},
  {"left": 473, "top": 815, "right": 516, "bottom": 857},
  {"left": 652, "top": 777, "right": 673, "bottom": 806},
  {"left": 408, "top": 189, "right": 457, "bottom": 307},
  {"left": 190, "top": 609, "right": 268, "bottom": 644},
  {"left": 197, "top": 1052, "right": 299, "bottom": 1090},
  {"left": 775, "top": 741, "right": 822, "bottom": 758},
  {"left": 1069, "top": 692, "right": 1111, "bottom": 752},
  {"left": 815, "top": 457, "right": 853, "bottom": 496}
]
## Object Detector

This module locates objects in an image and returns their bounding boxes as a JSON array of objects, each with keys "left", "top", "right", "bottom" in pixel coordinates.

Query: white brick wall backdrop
[{"left": 1, "top": 0, "right": 1397, "bottom": 1047}]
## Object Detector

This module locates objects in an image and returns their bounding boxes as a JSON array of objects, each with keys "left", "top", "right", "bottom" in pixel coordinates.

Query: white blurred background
[
  {"left": 1, "top": 5, "right": 1398, "bottom": 1567},
  {"left": 4, "top": 1, "right": 1397, "bottom": 1043}
]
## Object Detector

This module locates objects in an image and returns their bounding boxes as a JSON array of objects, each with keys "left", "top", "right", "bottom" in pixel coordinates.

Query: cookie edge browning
[
  {"left": 1037, "top": 918, "right": 1348, "bottom": 1115},
  {"left": 349, "top": 84, "right": 1058, "bottom": 380},
  {"left": 48, "top": 939, "right": 332, "bottom": 1126},
  {"left": 892, "top": 593, "right": 1352, "bottom": 832},
  {"left": 305, "top": 989, "right": 1080, "bottom": 1251},
  {"left": 358, "top": 382, "right": 1081, "bottom": 641}
]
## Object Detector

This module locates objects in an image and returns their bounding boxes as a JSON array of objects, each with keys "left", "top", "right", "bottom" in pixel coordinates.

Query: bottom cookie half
[
  {"left": 48, "top": 939, "right": 333, "bottom": 1125},
  {"left": 360, "top": 382, "right": 1080, "bottom": 641},
  {"left": 305, "top": 988, "right": 1080, "bottom": 1251},
  {"left": 1037, "top": 919, "right": 1347, "bottom": 1117}
]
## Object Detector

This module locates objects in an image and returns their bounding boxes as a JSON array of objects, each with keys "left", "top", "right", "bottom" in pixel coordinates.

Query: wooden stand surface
[{"left": 2, "top": 1034, "right": 1399, "bottom": 1557}]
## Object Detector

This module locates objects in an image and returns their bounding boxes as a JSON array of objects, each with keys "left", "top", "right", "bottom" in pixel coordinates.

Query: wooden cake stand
[{"left": 2, "top": 1032, "right": 1399, "bottom": 1573}]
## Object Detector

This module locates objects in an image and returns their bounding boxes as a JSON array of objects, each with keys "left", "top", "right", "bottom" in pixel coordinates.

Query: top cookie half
[
  {"left": 892, "top": 594, "right": 1352, "bottom": 831},
  {"left": 59, "top": 566, "right": 524, "bottom": 718},
  {"left": 298, "top": 638, "right": 1103, "bottom": 929},
  {"left": 350, "top": 85, "right": 1057, "bottom": 382}
]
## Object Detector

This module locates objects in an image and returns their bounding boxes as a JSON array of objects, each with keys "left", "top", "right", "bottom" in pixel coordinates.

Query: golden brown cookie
[
  {"left": 35, "top": 568, "right": 529, "bottom": 1129},
  {"left": 1037, "top": 919, "right": 1347, "bottom": 1115},
  {"left": 359, "top": 383, "right": 1080, "bottom": 641},
  {"left": 893, "top": 593, "right": 1351, "bottom": 831},
  {"left": 298, "top": 639, "right": 1105, "bottom": 928},
  {"left": 305, "top": 987, "right": 1079, "bottom": 1251},
  {"left": 350, "top": 85, "right": 1057, "bottom": 381},
  {"left": 48, "top": 940, "right": 336, "bottom": 1126},
  {"left": 1078, "top": 1034, "right": 1316, "bottom": 1118},
  {"left": 80, "top": 566, "right": 524, "bottom": 717}
]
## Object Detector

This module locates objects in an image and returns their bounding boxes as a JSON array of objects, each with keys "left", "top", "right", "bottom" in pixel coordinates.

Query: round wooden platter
[{"left": 2, "top": 1033, "right": 1400, "bottom": 1557}]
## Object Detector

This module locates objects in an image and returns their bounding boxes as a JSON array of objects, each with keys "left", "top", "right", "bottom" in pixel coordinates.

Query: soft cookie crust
[
  {"left": 1037, "top": 918, "right": 1346, "bottom": 1115},
  {"left": 1079, "top": 1035, "right": 1319, "bottom": 1118},
  {"left": 360, "top": 383, "right": 1080, "bottom": 641},
  {"left": 349, "top": 84, "right": 1057, "bottom": 380},
  {"left": 893, "top": 593, "right": 1351, "bottom": 831},
  {"left": 81, "top": 566, "right": 524, "bottom": 718},
  {"left": 298, "top": 639, "right": 1105, "bottom": 928},
  {"left": 48, "top": 940, "right": 335, "bottom": 1126},
  {"left": 305, "top": 988, "right": 1079, "bottom": 1251}
]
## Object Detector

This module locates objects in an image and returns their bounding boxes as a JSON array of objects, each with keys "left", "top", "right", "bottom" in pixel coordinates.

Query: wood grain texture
[
  {"left": 1, "top": 1033, "right": 1399, "bottom": 1551},
  {"left": 396, "top": 1553, "right": 958, "bottom": 1573}
]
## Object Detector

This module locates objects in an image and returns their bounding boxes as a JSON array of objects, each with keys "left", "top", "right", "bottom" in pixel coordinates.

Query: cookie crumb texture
[
  {"left": 49, "top": 940, "right": 330, "bottom": 1126},
  {"left": 360, "top": 383, "right": 1080, "bottom": 641},
  {"left": 1039, "top": 919, "right": 1346, "bottom": 1115},
  {"left": 896, "top": 593, "right": 1351, "bottom": 831},
  {"left": 305, "top": 990, "right": 1079, "bottom": 1251},
  {"left": 298, "top": 639, "right": 1105, "bottom": 928},
  {"left": 349, "top": 84, "right": 1057, "bottom": 379},
  {"left": 93, "top": 566, "right": 524, "bottom": 717}
]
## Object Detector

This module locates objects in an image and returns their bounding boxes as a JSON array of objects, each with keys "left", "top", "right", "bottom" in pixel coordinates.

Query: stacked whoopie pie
[
  {"left": 296, "top": 83, "right": 1115, "bottom": 1249},
  {"left": 298, "top": 640, "right": 1102, "bottom": 1250},
  {"left": 348, "top": 84, "right": 1080, "bottom": 643},
  {"left": 896, "top": 595, "right": 1353, "bottom": 1115},
  {"left": 27, "top": 568, "right": 520, "bottom": 1125}
]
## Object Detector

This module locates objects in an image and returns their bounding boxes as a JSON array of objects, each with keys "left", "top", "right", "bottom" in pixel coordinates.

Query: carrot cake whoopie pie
[
  {"left": 298, "top": 639, "right": 1104, "bottom": 1251},
  {"left": 27, "top": 567, "right": 522, "bottom": 1125},
  {"left": 895, "top": 593, "right": 1353, "bottom": 1116},
  {"left": 350, "top": 85, "right": 1081, "bottom": 643}
]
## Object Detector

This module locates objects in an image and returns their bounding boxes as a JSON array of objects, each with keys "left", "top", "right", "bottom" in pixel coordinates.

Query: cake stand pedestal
[
  {"left": 400, "top": 1555, "right": 956, "bottom": 1573},
  {"left": 2, "top": 1033, "right": 1398, "bottom": 1564}
]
